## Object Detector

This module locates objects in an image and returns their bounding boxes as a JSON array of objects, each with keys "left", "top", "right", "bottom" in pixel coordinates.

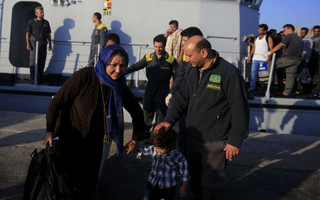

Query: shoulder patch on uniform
[
  {"left": 209, "top": 74, "right": 221, "bottom": 83},
  {"left": 145, "top": 53, "right": 153, "bottom": 61},
  {"left": 97, "top": 23, "right": 107, "bottom": 30},
  {"left": 165, "top": 55, "right": 175, "bottom": 64}
]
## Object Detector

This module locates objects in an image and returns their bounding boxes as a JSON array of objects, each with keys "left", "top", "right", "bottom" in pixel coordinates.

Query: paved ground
[{"left": 0, "top": 111, "right": 320, "bottom": 200}]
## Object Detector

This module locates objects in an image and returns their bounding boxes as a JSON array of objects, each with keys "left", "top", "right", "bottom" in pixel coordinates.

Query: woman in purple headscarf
[{"left": 44, "top": 45, "right": 144, "bottom": 199}]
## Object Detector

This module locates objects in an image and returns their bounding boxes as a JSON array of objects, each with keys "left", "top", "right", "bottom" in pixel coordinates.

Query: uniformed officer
[
  {"left": 26, "top": 6, "right": 52, "bottom": 83},
  {"left": 155, "top": 36, "right": 249, "bottom": 200},
  {"left": 88, "top": 12, "right": 108, "bottom": 67},
  {"left": 126, "top": 34, "right": 178, "bottom": 136}
]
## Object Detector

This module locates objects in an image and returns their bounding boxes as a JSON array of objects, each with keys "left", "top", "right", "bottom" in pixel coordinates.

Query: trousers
[
  {"left": 276, "top": 57, "right": 301, "bottom": 94},
  {"left": 185, "top": 136, "right": 227, "bottom": 200}
]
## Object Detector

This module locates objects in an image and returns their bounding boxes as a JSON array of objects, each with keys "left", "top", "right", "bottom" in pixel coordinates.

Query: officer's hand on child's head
[
  {"left": 154, "top": 122, "right": 172, "bottom": 133},
  {"left": 153, "top": 128, "right": 159, "bottom": 134},
  {"left": 153, "top": 126, "right": 165, "bottom": 134}
]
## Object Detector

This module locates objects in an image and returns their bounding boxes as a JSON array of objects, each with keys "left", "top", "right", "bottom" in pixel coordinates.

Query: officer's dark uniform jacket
[
  {"left": 170, "top": 54, "right": 193, "bottom": 95},
  {"left": 165, "top": 50, "right": 249, "bottom": 148},
  {"left": 126, "top": 52, "right": 177, "bottom": 83},
  {"left": 91, "top": 22, "right": 107, "bottom": 48},
  {"left": 126, "top": 51, "right": 177, "bottom": 111},
  {"left": 88, "top": 22, "right": 107, "bottom": 66}
]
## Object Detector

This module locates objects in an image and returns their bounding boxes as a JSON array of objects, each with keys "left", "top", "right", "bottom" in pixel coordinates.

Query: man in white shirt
[
  {"left": 165, "top": 20, "right": 182, "bottom": 60},
  {"left": 247, "top": 24, "right": 273, "bottom": 92}
]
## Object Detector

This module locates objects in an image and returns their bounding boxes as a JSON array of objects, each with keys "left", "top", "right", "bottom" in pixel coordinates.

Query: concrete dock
[{"left": 0, "top": 111, "right": 319, "bottom": 200}]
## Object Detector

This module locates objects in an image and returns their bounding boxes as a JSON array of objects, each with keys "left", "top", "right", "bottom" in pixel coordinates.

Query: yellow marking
[{"left": 207, "top": 84, "right": 220, "bottom": 90}]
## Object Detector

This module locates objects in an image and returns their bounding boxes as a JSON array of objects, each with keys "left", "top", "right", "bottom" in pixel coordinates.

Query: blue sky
[{"left": 259, "top": 0, "right": 320, "bottom": 32}]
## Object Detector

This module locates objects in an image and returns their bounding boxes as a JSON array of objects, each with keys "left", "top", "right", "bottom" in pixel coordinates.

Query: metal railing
[
  {"left": 207, "top": 35, "right": 237, "bottom": 41},
  {"left": 242, "top": 56, "right": 248, "bottom": 81},
  {"left": 265, "top": 53, "right": 276, "bottom": 98},
  {"left": 0, "top": 39, "right": 150, "bottom": 86},
  {"left": 1, "top": 38, "right": 256, "bottom": 90},
  {"left": 241, "top": 53, "right": 277, "bottom": 98},
  {"left": 34, "top": 41, "right": 39, "bottom": 85}
]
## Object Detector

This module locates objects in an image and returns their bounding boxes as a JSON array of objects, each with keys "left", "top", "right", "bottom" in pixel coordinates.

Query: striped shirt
[{"left": 138, "top": 145, "right": 189, "bottom": 189}]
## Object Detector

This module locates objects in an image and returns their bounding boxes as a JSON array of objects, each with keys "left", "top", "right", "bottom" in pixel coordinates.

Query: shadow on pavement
[
  {"left": 0, "top": 129, "right": 45, "bottom": 147},
  {"left": 0, "top": 183, "right": 24, "bottom": 200},
  {"left": 226, "top": 133, "right": 320, "bottom": 200}
]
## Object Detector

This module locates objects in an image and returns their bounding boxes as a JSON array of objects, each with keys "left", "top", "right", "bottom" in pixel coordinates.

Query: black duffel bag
[{"left": 23, "top": 143, "right": 80, "bottom": 200}]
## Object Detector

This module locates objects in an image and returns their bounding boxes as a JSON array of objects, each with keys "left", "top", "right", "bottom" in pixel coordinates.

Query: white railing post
[
  {"left": 242, "top": 57, "right": 248, "bottom": 81},
  {"left": 95, "top": 44, "right": 100, "bottom": 65},
  {"left": 265, "top": 53, "right": 276, "bottom": 98},
  {"left": 34, "top": 41, "right": 39, "bottom": 85},
  {"left": 135, "top": 45, "right": 141, "bottom": 88}
]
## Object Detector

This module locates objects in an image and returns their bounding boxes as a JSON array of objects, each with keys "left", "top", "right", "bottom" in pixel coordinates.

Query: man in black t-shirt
[{"left": 26, "top": 6, "right": 52, "bottom": 83}]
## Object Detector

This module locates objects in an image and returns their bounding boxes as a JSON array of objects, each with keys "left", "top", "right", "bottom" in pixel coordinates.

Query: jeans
[{"left": 250, "top": 60, "right": 266, "bottom": 90}]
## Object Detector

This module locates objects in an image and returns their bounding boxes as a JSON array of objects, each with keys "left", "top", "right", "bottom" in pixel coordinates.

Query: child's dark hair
[
  {"left": 150, "top": 127, "right": 176, "bottom": 152},
  {"left": 106, "top": 33, "right": 120, "bottom": 45}
]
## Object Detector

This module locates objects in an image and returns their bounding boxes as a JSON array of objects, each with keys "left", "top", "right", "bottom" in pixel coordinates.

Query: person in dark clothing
[
  {"left": 26, "top": 6, "right": 52, "bottom": 84},
  {"left": 44, "top": 45, "right": 144, "bottom": 199},
  {"left": 126, "top": 34, "right": 178, "bottom": 136},
  {"left": 166, "top": 27, "right": 204, "bottom": 103},
  {"left": 310, "top": 25, "right": 320, "bottom": 80},
  {"left": 164, "top": 27, "right": 203, "bottom": 155},
  {"left": 266, "top": 24, "right": 303, "bottom": 96},
  {"left": 88, "top": 12, "right": 108, "bottom": 67},
  {"left": 155, "top": 36, "right": 249, "bottom": 200},
  {"left": 310, "top": 25, "right": 320, "bottom": 98}
]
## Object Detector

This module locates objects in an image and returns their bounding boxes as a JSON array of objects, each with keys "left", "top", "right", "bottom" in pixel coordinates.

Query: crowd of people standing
[
  {"left": 246, "top": 24, "right": 320, "bottom": 98},
  {"left": 25, "top": 6, "right": 320, "bottom": 199},
  {"left": 27, "top": 11, "right": 250, "bottom": 199}
]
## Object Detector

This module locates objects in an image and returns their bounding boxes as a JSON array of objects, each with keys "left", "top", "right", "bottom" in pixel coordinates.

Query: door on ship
[{"left": 9, "top": 2, "right": 42, "bottom": 68}]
